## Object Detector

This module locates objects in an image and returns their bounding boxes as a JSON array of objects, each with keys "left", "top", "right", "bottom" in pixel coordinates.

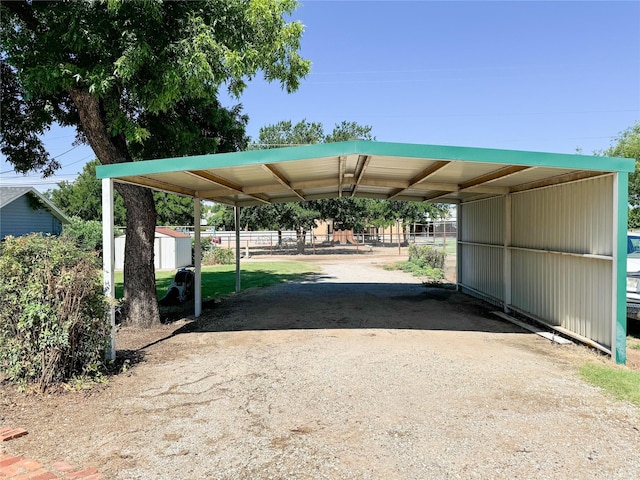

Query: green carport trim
[
  {"left": 95, "top": 140, "right": 634, "bottom": 180},
  {"left": 616, "top": 173, "right": 628, "bottom": 364}
]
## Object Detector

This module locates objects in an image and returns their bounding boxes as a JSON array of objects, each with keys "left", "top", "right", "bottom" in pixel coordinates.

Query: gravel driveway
[{"left": 2, "top": 256, "right": 639, "bottom": 479}]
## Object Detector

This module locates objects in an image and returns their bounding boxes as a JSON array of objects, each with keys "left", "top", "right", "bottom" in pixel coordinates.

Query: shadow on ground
[{"left": 189, "top": 280, "right": 526, "bottom": 335}]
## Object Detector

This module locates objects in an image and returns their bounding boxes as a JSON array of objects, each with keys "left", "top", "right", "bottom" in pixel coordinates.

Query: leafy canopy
[{"left": 1, "top": 0, "right": 310, "bottom": 173}]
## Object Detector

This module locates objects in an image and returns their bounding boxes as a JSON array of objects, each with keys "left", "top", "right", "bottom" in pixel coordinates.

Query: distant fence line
[{"left": 114, "top": 224, "right": 457, "bottom": 249}]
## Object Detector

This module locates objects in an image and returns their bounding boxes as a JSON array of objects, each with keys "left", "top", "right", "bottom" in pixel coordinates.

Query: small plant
[
  {"left": 0, "top": 234, "right": 109, "bottom": 391},
  {"left": 408, "top": 243, "right": 446, "bottom": 270},
  {"left": 203, "top": 247, "right": 234, "bottom": 265},
  {"left": 386, "top": 244, "right": 446, "bottom": 280}
]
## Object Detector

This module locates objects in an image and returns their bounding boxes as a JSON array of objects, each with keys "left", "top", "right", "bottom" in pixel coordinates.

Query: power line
[{"left": 0, "top": 145, "right": 83, "bottom": 175}]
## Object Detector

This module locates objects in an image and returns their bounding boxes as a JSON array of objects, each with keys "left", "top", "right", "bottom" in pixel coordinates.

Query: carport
[{"left": 96, "top": 140, "right": 634, "bottom": 364}]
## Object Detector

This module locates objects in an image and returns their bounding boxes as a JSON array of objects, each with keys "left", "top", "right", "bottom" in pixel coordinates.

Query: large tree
[{"left": 1, "top": 1, "right": 309, "bottom": 326}]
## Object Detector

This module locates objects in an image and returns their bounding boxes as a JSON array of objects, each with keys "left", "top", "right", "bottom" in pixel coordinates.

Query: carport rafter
[
  {"left": 388, "top": 160, "right": 450, "bottom": 199},
  {"left": 459, "top": 165, "right": 532, "bottom": 191},
  {"left": 350, "top": 155, "right": 372, "bottom": 197},
  {"left": 509, "top": 170, "right": 607, "bottom": 194},
  {"left": 186, "top": 170, "right": 270, "bottom": 204},
  {"left": 116, "top": 176, "right": 196, "bottom": 197},
  {"left": 262, "top": 163, "right": 306, "bottom": 201}
]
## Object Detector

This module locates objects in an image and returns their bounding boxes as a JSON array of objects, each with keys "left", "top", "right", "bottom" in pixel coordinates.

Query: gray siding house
[{"left": 0, "top": 187, "right": 70, "bottom": 239}]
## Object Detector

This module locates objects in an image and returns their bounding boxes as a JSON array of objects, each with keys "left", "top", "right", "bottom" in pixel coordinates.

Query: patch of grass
[
  {"left": 628, "top": 336, "right": 640, "bottom": 350},
  {"left": 115, "top": 261, "right": 318, "bottom": 300},
  {"left": 389, "top": 260, "right": 444, "bottom": 281},
  {"left": 383, "top": 262, "right": 402, "bottom": 271},
  {"left": 579, "top": 363, "right": 640, "bottom": 407}
]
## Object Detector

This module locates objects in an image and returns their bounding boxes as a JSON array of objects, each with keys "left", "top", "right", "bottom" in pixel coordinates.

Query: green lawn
[
  {"left": 114, "top": 261, "right": 319, "bottom": 300},
  {"left": 579, "top": 363, "right": 640, "bottom": 407}
]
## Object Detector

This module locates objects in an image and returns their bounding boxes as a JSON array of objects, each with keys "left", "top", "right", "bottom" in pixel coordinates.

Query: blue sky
[{"left": 2, "top": 0, "right": 639, "bottom": 191}]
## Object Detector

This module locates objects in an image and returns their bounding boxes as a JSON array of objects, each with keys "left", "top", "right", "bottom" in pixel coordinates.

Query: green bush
[
  {"left": 62, "top": 216, "right": 104, "bottom": 252},
  {"left": 203, "top": 247, "right": 234, "bottom": 265},
  {"left": 408, "top": 243, "right": 446, "bottom": 270},
  {"left": 0, "top": 234, "right": 109, "bottom": 390}
]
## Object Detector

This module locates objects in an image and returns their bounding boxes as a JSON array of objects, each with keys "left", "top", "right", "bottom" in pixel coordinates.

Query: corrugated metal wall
[
  {"left": 459, "top": 175, "right": 614, "bottom": 350},
  {"left": 510, "top": 175, "right": 613, "bottom": 347},
  {"left": 459, "top": 196, "right": 505, "bottom": 302}
]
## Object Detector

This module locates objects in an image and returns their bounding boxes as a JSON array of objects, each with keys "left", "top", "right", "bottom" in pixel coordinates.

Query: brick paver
[
  {"left": 0, "top": 427, "right": 103, "bottom": 480},
  {"left": 0, "top": 429, "right": 28, "bottom": 443}
]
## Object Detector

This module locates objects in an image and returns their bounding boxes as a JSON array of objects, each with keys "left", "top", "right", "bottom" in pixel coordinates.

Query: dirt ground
[{"left": 1, "top": 252, "right": 639, "bottom": 479}]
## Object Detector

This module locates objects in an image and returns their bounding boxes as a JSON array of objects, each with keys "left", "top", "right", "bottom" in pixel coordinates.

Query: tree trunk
[
  {"left": 70, "top": 88, "right": 160, "bottom": 327},
  {"left": 296, "top": 227, "right": 306, "bottom": 254},
  {"left": 118, "top": 183, "right": 160, "bottom": 327}
]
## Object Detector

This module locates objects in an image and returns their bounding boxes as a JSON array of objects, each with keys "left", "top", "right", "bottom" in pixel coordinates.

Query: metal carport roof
[
  {"left": 96, "top": 140, "right": 635, "bottom": 364},
  {"left": 95, "top": 140, "right": 633, "bottom": 206}
]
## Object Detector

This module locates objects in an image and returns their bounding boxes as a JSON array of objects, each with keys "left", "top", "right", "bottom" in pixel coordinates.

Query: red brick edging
[{"left": 0, "top": 426, "right": 103, "bottom": 480}]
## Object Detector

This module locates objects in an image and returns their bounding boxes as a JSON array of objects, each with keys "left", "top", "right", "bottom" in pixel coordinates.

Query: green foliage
[
  {"left": 629, "top": 208, "right": 640, "bottom": 229},
  {"left": 46, "top": 160, "right": 126, "bottom": 225},
  {"left": 601, "top": 123, "right": 640, "bottom": 224},
  {"left": 154, "top": 192, "right": 196, "bottom": 227},
  {"left": 251, "top": 118, "right": 374, "bottom": 149},
  {"left": 579, "top": 363, "right": 640, "bottom": 407},
  {"left": 62, "top": 217, "right": 104, "bottom": 252},
  {"left": 0, "top": 234, "right": 109, "bottom": 390},
  {"left": 388, "top": 244, "right": 446, "bottom": 281},
  {"left": 1, "top": 1, "right": 310, "bottom": 172},
  {"left": 400, "top": 262, "right": 444, "bottom": 281},
  {"left": 203, "top": 247, "right": 235, "bottom": 266},
  {"left": 204, "top": 204, "right": 235, "bottom": 230},
  {"left": 408, "top": 243, "right": 446, "bottom": 270},
  {"left": 253, "top": 119, "right": 325, "bottom": 147}
]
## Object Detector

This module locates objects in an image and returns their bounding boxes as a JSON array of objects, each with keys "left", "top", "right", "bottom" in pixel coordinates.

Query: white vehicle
[{"left": 627, "top": 232, "right": 640, "bottom": 319}]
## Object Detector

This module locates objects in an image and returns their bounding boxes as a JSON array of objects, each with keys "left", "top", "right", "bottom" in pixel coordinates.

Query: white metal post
[
  {"left": 504, "top": 194, "right": 512, "bottom": 312},
  {"left": 194, "top": 197, "right": 202, "bottom": 317},
  {"left": 456, "top": 205, "right": 462, "bottom": 291},
  {"left": 235, "top": 206, "right": 241, "bottom": 293},
  {"left": 102, "top": 178, "right": 116, "bottom": 361}
]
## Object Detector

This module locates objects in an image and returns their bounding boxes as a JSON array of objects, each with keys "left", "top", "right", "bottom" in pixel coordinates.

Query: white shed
[{"left": 115, "top": 227, "right": 191, "bottom": 270}]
